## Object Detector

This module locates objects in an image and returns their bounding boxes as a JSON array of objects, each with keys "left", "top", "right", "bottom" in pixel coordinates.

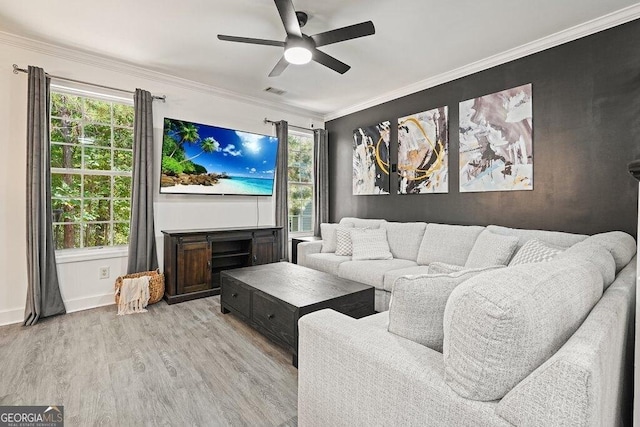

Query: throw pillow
[
  {"left": 320, "top": 223, "right": 354, "bottom": 253},
  {"left": 350, "top": 228, "right": 393, "bottom": 261},
  {"left": 508, "top": 238, "right": 563, "bottom": 266},
  {"left": 443, "top": 259, "right": 603, "bottom": 401},
  {"left": 388, "top": 266, "right": 503, "bottom": 352},
  {"left": 335, "top": 227, "right": 360, "bottom": 256},
  {"left": 465, "top": 230, "right": 519, "bottom": 268}
]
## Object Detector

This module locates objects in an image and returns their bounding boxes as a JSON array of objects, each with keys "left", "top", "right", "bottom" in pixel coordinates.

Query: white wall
[{"left": 0, "top": 34, "right": 322, "bottom": 325}]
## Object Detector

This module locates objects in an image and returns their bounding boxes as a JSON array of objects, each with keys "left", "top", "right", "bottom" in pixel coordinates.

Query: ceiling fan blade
[
  {"left": 274, "top": 0, "right": 302, "bottom": 37},
  {"left": 269, "top": 56, "right": 290, "bottom": 77},
  {"left": 217, "top": 34, "right": 284, "bottom": 47},
  {"left": 312, "top": 49, "right": 351, "bottom": 74},
  {"left": 311, "top": 21, "right": 375, "bottom": 47}
]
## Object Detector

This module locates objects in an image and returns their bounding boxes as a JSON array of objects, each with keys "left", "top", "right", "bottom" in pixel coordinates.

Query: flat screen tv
[{"left": 160, "top": 117, "right": 279, "bottom": 196}]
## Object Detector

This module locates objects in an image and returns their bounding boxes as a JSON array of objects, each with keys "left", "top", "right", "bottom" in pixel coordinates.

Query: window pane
[
  {"left": 84, "top": 175, "right": 111, "bottom": 198},
  {"left": 51, "top": 118, "right": 80, "bottom": 144},
  {"left": 52, "top": 198, "right": 81, "bottom": 223},
  {"left": 113, "top": 104, "right": 134, "bottom": 127},
  {"left": 114, "top": 176, "right": 132, "bottom": 198},
  {"left": 84, "top": 199, "right": 111, "bottom": 222},
  {"left": 84, "top": 98, "right": 111, "bottom": 124},
  {"left": 113, "top": 127, "right": 133, "bottom": 149},
  {"left": 114, "top": 222, "right": 129, "bottom": 246},
  {"left": 84, "top": 146, "right": 111, "bottom": 170},
  {"left": 54, "top": 223, "right": 81, "bottom": 250},
  {"left": 83, "top": 223, "right": 111, "bottom": 247},
  {"left": 52, "top": 174, "right": 81, "bottom": 198},
  {"left": 113, "top": 199, "right": 130, "bottom": 222},
  {"left": 51, "top": 93, "right": 82, "bottom": 119},
  {"left": 113, "top": 150, "right": 133, "bottom": 171},
  {"left": 84, "top": 124, "right": 112, "bottom": 147},
  {"left": 51, "top": 143, "right": 82, "bottom": 169}
]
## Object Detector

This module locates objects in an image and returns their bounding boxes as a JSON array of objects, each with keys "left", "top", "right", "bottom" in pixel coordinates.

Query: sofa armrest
[
  {"left": 298, "top": 310, "right": 508, "bottom": 427},
  {"left": 496, "top": 257, "right": 636, "bottom": 427},
  {"left": 297, "top": 240, "right": 323, "bottom": 266}
]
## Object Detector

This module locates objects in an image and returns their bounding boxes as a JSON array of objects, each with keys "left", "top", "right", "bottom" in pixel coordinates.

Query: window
[
  {"left": 288, "top": 132, "right": 314, "bottom": 235},
  {"left": 50, "top": 91, "right": 134, "bottom": 250}
]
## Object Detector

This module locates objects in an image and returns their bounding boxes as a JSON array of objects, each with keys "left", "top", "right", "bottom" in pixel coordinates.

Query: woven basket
[{"left": 115, "top": 269, "right": 165, "bottom": 305}]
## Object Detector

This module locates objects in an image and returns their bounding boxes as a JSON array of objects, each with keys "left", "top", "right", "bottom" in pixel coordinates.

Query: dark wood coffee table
[{"left": 220, "top": 262, "right": 375, "bottom": 367}]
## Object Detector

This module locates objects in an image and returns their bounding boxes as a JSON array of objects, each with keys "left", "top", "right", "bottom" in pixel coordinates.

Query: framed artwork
[
  {"left": 398, "top": 106, "right": 449, "bottom": 194},
  {"left": 353, "top": 121, "right": 390, "bottom": 195},
  {"left": 459, "top": 83, "right": 533, "bottom": 192}
]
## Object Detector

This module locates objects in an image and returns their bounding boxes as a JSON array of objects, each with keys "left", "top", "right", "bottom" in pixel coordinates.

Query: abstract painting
[
  {"left": 459, "top": 83, "right": 533, "bottom": 192},
  {"left": 353, "top": 121, "right": 390, "bottom": 195},
  {"left": 398, "top": 107, "right": 449, "bottom": 194}
]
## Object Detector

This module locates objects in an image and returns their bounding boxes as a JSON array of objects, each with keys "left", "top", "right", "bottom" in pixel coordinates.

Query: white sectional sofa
[
  {"left": 296, "top": 218, "right": 637, "bottom": 426},
  {"left": 297, "top": 217, "right": 589, "bottom": 311}
]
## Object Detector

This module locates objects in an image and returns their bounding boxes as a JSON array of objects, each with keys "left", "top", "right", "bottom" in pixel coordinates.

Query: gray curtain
[
  {"left": 275, "top": 121, "right": 289, "bottom": 260},
  {"left": 313, "top": 129, "right": 329, "bottom": 236},
  {"left": 127, "top": 89, "right": 158, "bottom": 273},
  {"left": 24, "top": 66, "right": 66, "bottom": 326}
]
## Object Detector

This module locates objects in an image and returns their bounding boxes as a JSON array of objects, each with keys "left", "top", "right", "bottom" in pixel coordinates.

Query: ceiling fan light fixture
[{"left": 284, "top": 46, "right": 312, "bottom": 65}]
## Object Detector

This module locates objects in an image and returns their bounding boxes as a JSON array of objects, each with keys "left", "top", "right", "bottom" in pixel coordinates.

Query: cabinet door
[
  {"left": 177, "top": 239, "right": 212, "bottom": 294},
  {"left": 253, "top": 231, "right": 277, "bottom": 265}
]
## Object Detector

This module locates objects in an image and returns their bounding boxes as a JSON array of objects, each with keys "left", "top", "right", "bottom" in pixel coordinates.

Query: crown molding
[
  {"left": 0, "top": 31, "right": 325, "bottom": 122},
  {"left": 324, "top": 3, "right": 640, "bottom": 121}
]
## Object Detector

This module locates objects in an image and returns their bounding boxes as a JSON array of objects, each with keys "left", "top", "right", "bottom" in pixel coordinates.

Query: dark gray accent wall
[{"left": 327, "top": 19, "right": 640, "bottom": 237}]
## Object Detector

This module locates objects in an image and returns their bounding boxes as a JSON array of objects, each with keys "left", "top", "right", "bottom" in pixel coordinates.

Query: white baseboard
[
  {"left": 0, "top": 293, "right": 115, "bottom": 327},
  {"left": 0, "top": 308, "right": 23, "bottom": 326},
  {"left": 64, "top": 293, "right": 115, "bottom": 314}
]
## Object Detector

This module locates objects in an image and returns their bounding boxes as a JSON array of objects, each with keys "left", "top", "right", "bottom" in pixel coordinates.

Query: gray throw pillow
[
  {"left": 389, "top": 266, "right": 504, "bottom": 352},
  {"left": 335, "top": 227, "right": 363, "bottom": 256},
  {"left": 508, "top": 238, "right": 563, "bottom": 266},
  {"left": 465, "top": 230, "right": 519, "bottom": 268},
  {"left": 350, "top": 228, "right": 393, "bottom": 261},
  {"left": 320, "top": 223, "right": 354, "bottom": 253}
]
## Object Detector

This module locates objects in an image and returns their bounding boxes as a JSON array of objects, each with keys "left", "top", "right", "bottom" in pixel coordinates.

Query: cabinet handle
[
  {"left": 207, "top": 260, "right": 211, "bottom": 268},
  {"left": 231, "top": 293, "right": 238, "bottom": 298},
  {"left": 267, "top": 314, "right": 275, "bottom": 319}
]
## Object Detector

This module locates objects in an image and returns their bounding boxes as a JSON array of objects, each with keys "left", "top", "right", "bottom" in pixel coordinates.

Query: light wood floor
[{"left": 0, "top": 296, "right": 298, "bottom": 426}]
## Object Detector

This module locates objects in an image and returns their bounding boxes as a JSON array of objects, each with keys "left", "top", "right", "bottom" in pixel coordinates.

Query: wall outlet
[{"left": 99, "top": 266, "right": 110, "bottom": 279}]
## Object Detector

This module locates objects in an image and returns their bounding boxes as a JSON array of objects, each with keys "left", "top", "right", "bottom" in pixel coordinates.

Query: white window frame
[
  {"left": 50, "top": 86, "right": 134, "bottom": 256},
  {"left": 287, "top": 130, "right": 314, "bottom": 238}
]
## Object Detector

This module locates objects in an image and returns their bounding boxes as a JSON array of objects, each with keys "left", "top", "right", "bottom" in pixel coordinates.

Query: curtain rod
[
  {"left": 13, "top": 64, "right": 166, "bottom": 102},
  {"left": 264, "top": 118, "right": 315, "bottom": 132}
]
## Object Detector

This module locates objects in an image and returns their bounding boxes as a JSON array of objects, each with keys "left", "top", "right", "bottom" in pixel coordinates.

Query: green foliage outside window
[
  {"left": 50, "top": 92, "right": 134, "bottom": 250},
  {"left": 288, "top": 133, "right": 313, "bottom": 233}
]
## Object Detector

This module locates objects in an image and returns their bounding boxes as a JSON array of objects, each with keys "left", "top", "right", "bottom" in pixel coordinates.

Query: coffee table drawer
[
  {"left": 221, "top": 276, "right": 251, "bottom": 317},
  {"left": 252, "top": 291, "right": 295, "bottom": 347}
]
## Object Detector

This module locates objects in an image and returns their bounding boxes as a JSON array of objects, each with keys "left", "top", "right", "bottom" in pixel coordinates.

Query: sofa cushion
[
  {"left": 350, "top": 228, "right": 393, "bottom": 261},
  {"left": 509, "top": 238, "right": 563, "bottom": 266},
  {"left": 335, "top": 227, "right": 357, "bottom": 256},
  {"left": 338, "top": 259, "right": 418, "bottom": 290},
  {"left": 416, "top": 224, "right": 484, "bottom": 266},
  {"left": 380, "top": 222, "right": 427, "bottom": 261},
  {"left": 382, "top": 265, "right": 432, "bottom": 292},
  {"left": 584, "top": 231, "right": 636, "bottom": 273},
  {"left": 388, "top": 267, "right": 503, "bottom": 352},
  {"left": 443, "top": 259, "right": 604, "bottom": 401},
  {"left": 558, "top": 241, "right": 616, "bottom": 288},
  {"left": 465, "top": 230, "right": 519, "bottom": 268},
  {"left": 320, "top": 223, "right": 354, "bottom": 253},
  {"left": 486, "top": 225, "right": 587, "bottom": 249},
  {"left": 339, "top": 217, "right": 387, "bottom": 229},
  {"left": 304, "top": 253, "right": 352, "bottom": 276},
  {"left": 427, "top": 262, "right": 465, "bottom": 275}
]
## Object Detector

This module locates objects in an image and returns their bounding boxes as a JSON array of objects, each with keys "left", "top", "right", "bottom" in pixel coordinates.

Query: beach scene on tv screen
[{"left": 160, "top": 118, "right": 278, "bottom": 195}]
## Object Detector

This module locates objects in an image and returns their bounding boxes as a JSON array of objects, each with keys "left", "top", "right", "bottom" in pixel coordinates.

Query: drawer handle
[
  {"left": 267, "top": 314, "right": 275, "bottom": 320},
  {"left": 231, "top": 293, "right": 238, "bottom": 298}
]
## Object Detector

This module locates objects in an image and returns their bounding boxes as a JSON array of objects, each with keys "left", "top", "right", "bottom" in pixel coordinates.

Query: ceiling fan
[{"left": 217, "top": 0, "right": 375, "bottom": 77}]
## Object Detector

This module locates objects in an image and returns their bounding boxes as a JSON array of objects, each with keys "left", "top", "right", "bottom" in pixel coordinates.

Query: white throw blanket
[{"left": 117, "top": 276, "right": 150, "bottom": 315}]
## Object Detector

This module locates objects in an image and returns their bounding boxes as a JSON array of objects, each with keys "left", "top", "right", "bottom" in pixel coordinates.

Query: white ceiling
[{"left": 1, "top": 0, "right": 639, "bottom": 118}]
